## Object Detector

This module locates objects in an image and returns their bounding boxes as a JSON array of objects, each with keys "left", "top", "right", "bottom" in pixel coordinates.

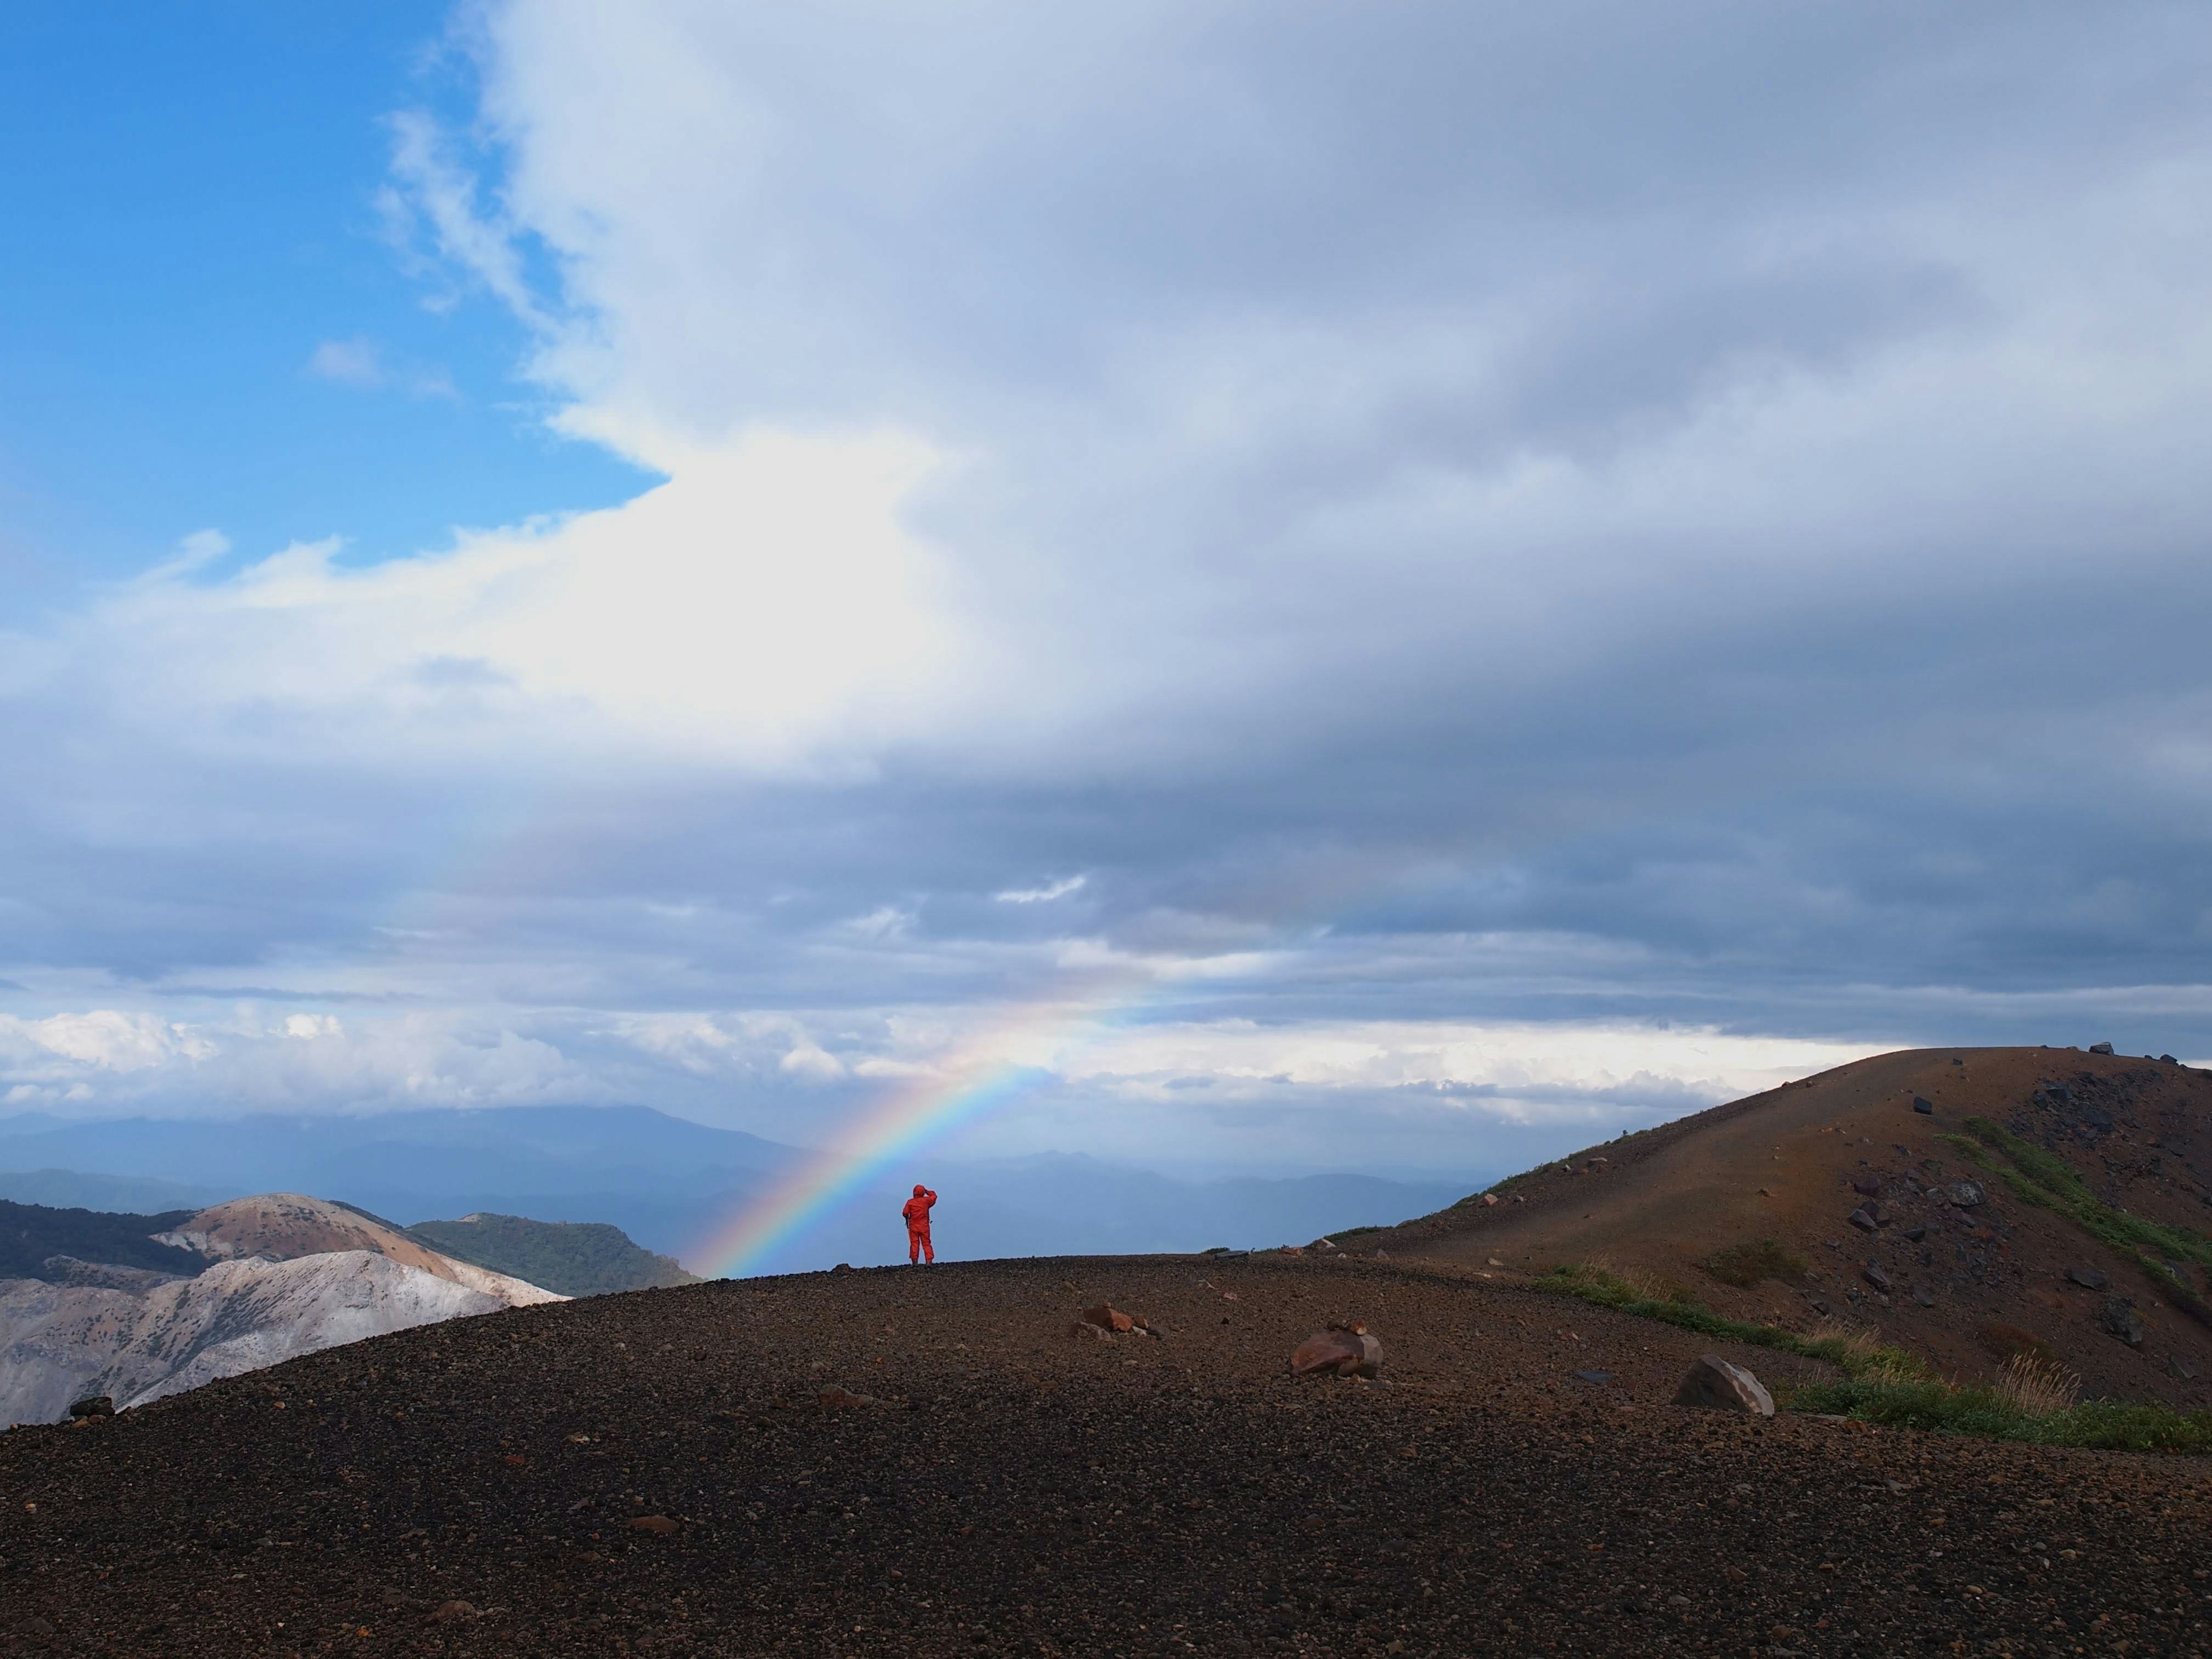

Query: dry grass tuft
[
  {"left": 1585, "top": 1256, "right": 1691, "bottom": 1304},
  {"left": 1993, "top": 1353, "right": 2081, "bottom": 1416},
  {"left": 1808, "top": 1318, "right": 1922, "bottom": 1382}
]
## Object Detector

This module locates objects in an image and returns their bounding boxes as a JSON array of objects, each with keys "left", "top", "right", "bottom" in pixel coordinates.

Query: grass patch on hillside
[
  {"left": 1944, "top": 1117, "right": 2212, "bottom": 1330},
  {"left": 1537, "top": 1263, "right": 1923, "bottom": 1381},
  {"left": 1788, "top": 1374, "right": 2212, "bottom": 1453},
  {"left": 1958, "top": 1117, "right": 2212, "bottom": 1272},
  {"left": 1540, "top": 1263, "right": 2212, "bottom": 1452},
  {"left": 1706, "top": 1237, "right": 1808, "bottom": 1288}
]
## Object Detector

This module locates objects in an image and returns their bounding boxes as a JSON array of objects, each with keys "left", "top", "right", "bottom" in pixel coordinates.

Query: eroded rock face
[
  {"left": 1672, "top": 1355, "right": 1774, "bottom": 1416},
  {"left": 0, "top": 1249, "right": 563, "bottom": 1425}
]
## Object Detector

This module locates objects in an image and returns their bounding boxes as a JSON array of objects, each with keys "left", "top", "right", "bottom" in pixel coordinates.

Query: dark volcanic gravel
[{"left": 3, "top": 1255, "right": 2209, "bottom": 1657}]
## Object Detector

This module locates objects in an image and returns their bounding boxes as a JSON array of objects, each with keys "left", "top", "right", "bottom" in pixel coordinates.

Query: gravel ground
[{"left": 3, "top": 1255, "right": 2209, "bottom": 1657}]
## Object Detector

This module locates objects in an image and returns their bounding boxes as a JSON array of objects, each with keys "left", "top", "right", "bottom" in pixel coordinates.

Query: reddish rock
[
  {"left": 425, "top": 1600, "right": 479, "bottom": 1624},
  {"left": 1082, "top": 1303, "right": 1137, "bottom": 1333},
  {"left": 1290, "top": 1327, "right": 1382, "bottom": 1378},
  {"left": 627, "top": 1514, "right": 680, "bottom": 1536},
  {"left": 1479, "top": 1193, "right": 1498, "bottom": 1207},
  {"left": 817, "top": 1385, "right": 878, "bottom": 1408}
]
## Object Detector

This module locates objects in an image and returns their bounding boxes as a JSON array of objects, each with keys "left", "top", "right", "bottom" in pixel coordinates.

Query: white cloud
[
  {"left": 0, "top": 1012, "right": 213, "bottom": 1074},
  {"left": 997, "top": 876, "right": 1086, "bottom": 904},
  {"left": 39, "top": 425, "right": 964, "bottom": 768},
  {"left": 306, "top": 335, "right": 458, "bottom": 399},
  {"left": 308, "top": 336, "right": 385, "bottom": 388}
]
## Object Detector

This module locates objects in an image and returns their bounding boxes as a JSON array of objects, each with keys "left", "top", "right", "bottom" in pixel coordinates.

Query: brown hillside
[{"left": 1362, "top": 1046, "right": 2212, "bottom": 1406}]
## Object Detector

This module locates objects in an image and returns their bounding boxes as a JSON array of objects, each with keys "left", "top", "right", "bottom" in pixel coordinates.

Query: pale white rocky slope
[{"left": 0, "top": 1194, "right": 562, "bottom": 1426}]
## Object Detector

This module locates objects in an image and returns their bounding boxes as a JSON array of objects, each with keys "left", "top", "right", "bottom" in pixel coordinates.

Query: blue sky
[
  {"left": 5, "top": 2, "right": 2212, "bottom": 1177},
  {"left": 0, "top": 6, "right": 643, "bottom": 611}
]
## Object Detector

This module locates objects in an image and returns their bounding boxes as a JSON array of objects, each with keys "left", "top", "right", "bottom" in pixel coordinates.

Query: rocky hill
[
  {"left": 1357, "top": 1046, "right": 2212, "bottom": 1407},
  {"left": 0, "top": 1253, "right": 2204, "bottom": 1656},
  {"left": 0, "top": 1194, "right": 560, "bottom": 1426},
  {"left": 402, "top": 1213, "right": 698, "bottom": 1297}
]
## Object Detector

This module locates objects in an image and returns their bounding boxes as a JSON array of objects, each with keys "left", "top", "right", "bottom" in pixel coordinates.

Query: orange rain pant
[{"left": 907, "top": 1226, "right": 934, "bottom": 1264}]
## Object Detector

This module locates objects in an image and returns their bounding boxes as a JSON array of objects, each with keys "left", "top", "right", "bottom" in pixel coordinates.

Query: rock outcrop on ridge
[{"left": 0, "top": 1194, "right": 559, "bottom": 1425}]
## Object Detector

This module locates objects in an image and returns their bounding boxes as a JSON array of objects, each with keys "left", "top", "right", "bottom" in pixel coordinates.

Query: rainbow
[{"left": 690, "top": 978, "right": 1150, "bottom": 1278}]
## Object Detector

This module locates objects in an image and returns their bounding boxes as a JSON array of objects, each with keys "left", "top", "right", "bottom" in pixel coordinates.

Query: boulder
[
  {"left": 2160, "top": 1054, "right": 2179, "bottom": 1065},
  {"left": 67, "top": 1395, "right": 113, "bottom": 1419},
  {"left": 1862, "top": 1263, "right": 1892, "bottom": 1293},
  {"left": 627, "top": 1515, "right": 680, "bottom": 1536},
  {"left": 816, "top": 1385, "right": 878, "bottom": 1408},
  {"left": 2089, "top": 1041, "right": 2115, "bottom": 1055},
  {"left": 1290, "top": 1325, "right": 1382, "bottom": 1378},
  {"left": 1948, "top": 1181, "right": 1986, "bottom": 1208},
  {"left": 1082, "top": 1302, "right": 1137, "bottom": 1333},
  {"left": 2100, "top": 1296, "right": 2146, "bottom": 1347},
  {"left": 1847, "top": 1209, "right": 1878, "bottom": 1234},
  {"left": 1479, "top": 1192, "right": 1498, "bottom": 1207},
  {"left": 2169, "top": 1354, "right": 2196, "bottom": 1381},
  {"left": 1912, "top": 1096, "right": 1934, "bottom": 1115},
  {"left": 425, "top": 1601, "right": 480, "bottom": 1624},
  {"left": 2065, "top": 1264, "right": 2109, "bottom": 1291},
  {"left": 1672, "top": 1355, "right": 1774, "bottom": 1416},
  {"left": 1067, "top": 1320, "right": 1113, "bottom": 1342}
]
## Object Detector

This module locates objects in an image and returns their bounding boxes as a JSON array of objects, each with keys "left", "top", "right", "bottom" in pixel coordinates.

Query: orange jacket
[{"left": 902, "top": 1187, "right": 937, "bottom": 1230}]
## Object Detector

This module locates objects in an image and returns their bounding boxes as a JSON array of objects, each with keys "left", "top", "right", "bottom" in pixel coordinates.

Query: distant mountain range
[{"left": 0, "top": 1107, "right": 1487, "bottom": 1274}]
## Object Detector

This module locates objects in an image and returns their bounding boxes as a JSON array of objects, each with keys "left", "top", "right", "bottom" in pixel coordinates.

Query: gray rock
[
  {"left": 1571, "top": 1369, "right": 1615, "bottom": 1385},
  {"left": 1847, "top": 1209, "right": 1878, "bottom": 1234},
  {"left": 1862, "top": 1263, "right": 1892, "bottom": 1293},
  {"left": 1911, "top": 1287, "right": 1934, "bottom": 1308},
  {"left": 1672, "top": 1355, "right": 1774, "bottom": 1416},
  {"left": 66, "top": 1395, "right": 113, "bottom": 1418},
  {"left": 2065, "top": 1264, "right": 2108, "bottom": 1291},
  {"left": 1851, "top": 1176, "right": 1883, "bottom": 1197},
  {"left": 1912, "top": 1096, "right": 1934, "bottom": 1115},
  {"left": 1903, "top": 1225, "right": 1926, "bottom": 1243},
  {"left": 2100, "top": 1296, "right": 2145, "bottom": 1347},
  {"left": 2169, "top": 1354, "right": 2196, "bottom": 1381},
  {"left": 1948, "top": 1180, "right": 1986, "bottom": 1208},
  {"left": 2089, "top": 1041, "right": 2114, "bottom": 1055}
]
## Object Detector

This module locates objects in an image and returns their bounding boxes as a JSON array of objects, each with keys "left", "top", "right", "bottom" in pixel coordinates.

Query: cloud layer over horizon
[{"left": 7, "top": 1, "right": 2212, "bottom": 1171}]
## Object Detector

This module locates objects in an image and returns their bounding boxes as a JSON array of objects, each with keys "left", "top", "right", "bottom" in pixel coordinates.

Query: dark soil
[{"left": 3, "top": 1255, "right": 2207, "bottom": 1657}]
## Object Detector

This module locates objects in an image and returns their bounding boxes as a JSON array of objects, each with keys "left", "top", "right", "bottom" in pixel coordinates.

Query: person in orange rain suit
[{"left": 902, "top": 1183, "right": 937, "bottom": 1265}]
